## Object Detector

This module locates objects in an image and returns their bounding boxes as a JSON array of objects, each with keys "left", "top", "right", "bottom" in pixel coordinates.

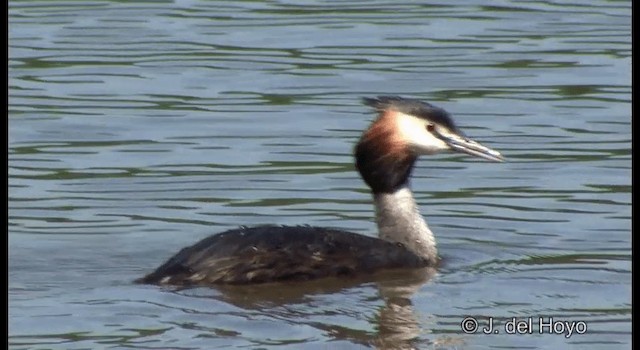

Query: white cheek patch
[{"left": 395, "top": 113, "right": 449, "bottom": 154}]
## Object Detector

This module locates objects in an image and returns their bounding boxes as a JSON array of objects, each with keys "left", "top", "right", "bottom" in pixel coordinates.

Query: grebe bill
[{"left": 138, "top": 96, "right": 504, "bottom": 286}]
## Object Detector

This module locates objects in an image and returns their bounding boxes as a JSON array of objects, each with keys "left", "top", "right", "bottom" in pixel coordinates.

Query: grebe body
[
  {"left": 139, "top": 226, "right": 428, "bottom": 285},
  {"left": 138, "top": 96, "right": 504, "bottom": 286}
]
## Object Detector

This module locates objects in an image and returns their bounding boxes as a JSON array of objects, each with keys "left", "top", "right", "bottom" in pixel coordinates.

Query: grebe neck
[
  {"left": 354, "top": 114, "right": 438, "bottom": 264},
  {"left": 373, "top": 185, "right": 437, "bottom": 264}
]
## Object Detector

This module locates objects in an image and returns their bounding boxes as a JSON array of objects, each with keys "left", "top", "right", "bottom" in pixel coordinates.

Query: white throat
[{"left": 373, "top": 185, "right": 438, "bottom": 264}]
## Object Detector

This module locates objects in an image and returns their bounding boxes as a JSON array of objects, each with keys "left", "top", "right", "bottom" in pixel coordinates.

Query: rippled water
[{"left": 9, "top": 1, "right": 631, "bottom": 349}]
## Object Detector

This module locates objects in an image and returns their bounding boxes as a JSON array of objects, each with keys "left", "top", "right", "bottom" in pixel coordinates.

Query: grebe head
[{"left": 356, "top": 96, "right": 504, "bottom": 193}]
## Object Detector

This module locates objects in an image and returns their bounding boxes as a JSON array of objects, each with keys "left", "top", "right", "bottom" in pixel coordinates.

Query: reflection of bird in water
[
  {"left": 201, "top": 267, "right": 439, "bottom": 350},
  {"left": 138, "top": 96, "right": 503, "bottom": 286}
]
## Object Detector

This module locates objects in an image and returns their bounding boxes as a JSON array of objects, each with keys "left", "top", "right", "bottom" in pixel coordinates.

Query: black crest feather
[{"left": 362, "top": 96, "right": 459, "bottom": 132}]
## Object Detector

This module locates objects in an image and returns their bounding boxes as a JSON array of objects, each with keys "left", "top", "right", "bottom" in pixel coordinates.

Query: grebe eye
[{"left": 426, "top": 123, "right": 435, "bottom": 132}]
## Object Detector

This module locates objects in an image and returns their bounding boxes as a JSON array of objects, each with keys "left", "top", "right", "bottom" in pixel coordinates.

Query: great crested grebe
[{"left": 138, "top": 96, "right": 504, "bottom": 286}]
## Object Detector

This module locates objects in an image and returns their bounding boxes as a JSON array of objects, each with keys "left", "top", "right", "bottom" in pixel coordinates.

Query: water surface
[{"left": 9, "top": 1, "right": 631, "bottom": 349}]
